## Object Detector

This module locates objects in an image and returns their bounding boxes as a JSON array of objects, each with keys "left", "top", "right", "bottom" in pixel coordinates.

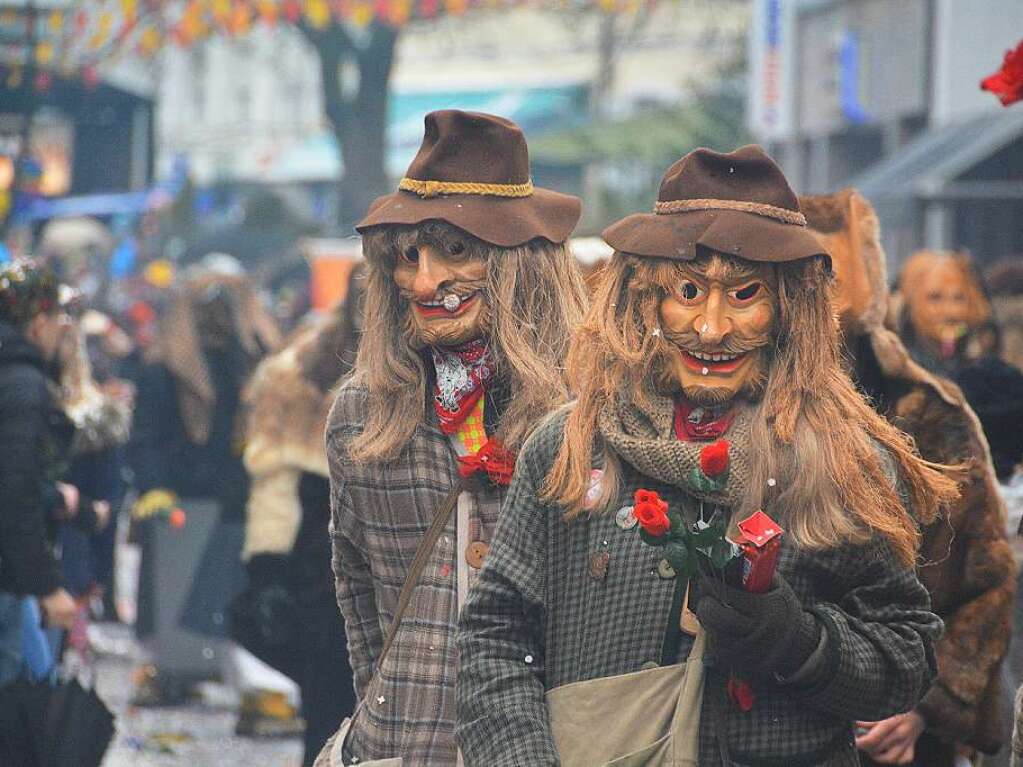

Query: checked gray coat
[
  {"left": 326, "top": 383, "right": 506, "bottom": 765},
  {"left": 456, "top": 411, "right": 942, "bottom": 766}
]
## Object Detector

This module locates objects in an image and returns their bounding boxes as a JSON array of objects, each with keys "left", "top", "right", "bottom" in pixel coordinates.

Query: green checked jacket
[
  {"left": 326, "top": 383, "right": 506, "bottom": 765},
  {"left": 456, "top": 411, "right": 942, "bottom": 766}
]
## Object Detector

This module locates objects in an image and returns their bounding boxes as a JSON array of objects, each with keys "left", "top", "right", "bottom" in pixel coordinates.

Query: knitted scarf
[{"left": 598, "top": 392, "right": 755, "bottom": 511}]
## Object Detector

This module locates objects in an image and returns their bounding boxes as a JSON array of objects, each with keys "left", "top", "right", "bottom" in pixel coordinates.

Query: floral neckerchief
[{"left": 430, "top": 339, "right": 496, "bottom": 435}]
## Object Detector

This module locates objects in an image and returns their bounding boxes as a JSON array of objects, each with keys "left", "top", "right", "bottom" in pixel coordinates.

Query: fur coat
[
  {"left": 802, "top": 190, "right": 1016, "bottom": 757},
  {"left": 243, "top": 278, "right": 362, "bottom": 559}
]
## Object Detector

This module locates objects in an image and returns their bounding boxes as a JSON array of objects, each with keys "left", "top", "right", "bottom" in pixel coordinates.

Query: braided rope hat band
[
  {"left": 398, "top": 177, "right": 535, "bottom": 199},
  {"left": 654, "top": 198, "right": 807, "bottom": 227}
]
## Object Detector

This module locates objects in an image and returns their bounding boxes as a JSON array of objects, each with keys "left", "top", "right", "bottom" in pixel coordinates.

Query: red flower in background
[
  {"left": 981, "top": 39, "right": 1023, "bottom": 106},
  {"left": 634, "top": 489, "right": 671, "bottom": 537},
  {"left": 699, "top": 440, "right": 731, "bottom": 478}
]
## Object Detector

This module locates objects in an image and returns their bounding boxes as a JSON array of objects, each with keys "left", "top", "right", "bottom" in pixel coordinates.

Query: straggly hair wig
[
  {"left": 543, "top": 251, "right": 959, "bottom": 567},
  {"left": 350, "top": 220, "right": 589, "bottom": 464}
]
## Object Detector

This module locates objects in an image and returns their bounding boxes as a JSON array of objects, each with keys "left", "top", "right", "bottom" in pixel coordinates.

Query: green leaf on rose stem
[
  {"left": 664, "top": 541, "right": 690, "bottom": 577},
  {"left": 667, "top": 509, "right": 685, "bottom": 534},
  {"left": 639, "top": 528, "right": 668, "bottom": 547},
  {"left": 690, "top": 524, "right": 723, "bottom": 548},
  {"left": 709, "top": 539, "right": 737, "bottom": 570}
]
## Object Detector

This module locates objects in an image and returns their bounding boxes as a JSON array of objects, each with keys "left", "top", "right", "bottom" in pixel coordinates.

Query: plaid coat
[
  {"left": 326, "top": 382, "right": 506, "bottom": 765},
  {"left": 456, "top": 411, "right": 942, "bottom": 766}
]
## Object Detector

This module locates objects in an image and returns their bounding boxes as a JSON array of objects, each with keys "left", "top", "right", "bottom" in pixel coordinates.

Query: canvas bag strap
[{"left": 377, "top": 477, "right": 469, "bottom": 666}]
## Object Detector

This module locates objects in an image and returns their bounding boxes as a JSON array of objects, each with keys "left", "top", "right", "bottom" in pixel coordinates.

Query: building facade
[{"left": 748, "top": 0, "right": 1023, "bottom": 268}]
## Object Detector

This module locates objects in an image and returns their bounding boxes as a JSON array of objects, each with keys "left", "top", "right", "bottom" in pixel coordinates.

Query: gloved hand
[{"left": 694, "top": 574, "right": 821, "bottom": 681}]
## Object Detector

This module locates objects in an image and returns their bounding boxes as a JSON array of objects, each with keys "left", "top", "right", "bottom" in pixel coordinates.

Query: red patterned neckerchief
[
  {"left": 673, "top": 398, "right": 737, "bottom": 442},
  {"left": 430, "top": 339, "right": 496, "bottom": 435}
]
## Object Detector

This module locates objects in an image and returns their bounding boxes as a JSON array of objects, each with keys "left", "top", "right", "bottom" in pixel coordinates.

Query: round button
[
  {"left": 657, "top": 558, "right": 676, "bottom": 579},
  {"left": 465, "top": 541, "right": 490, "bottom": 569},
  {"left": 615, "top": 506, "right": 637, "bottom": 530},
  {"left": 588, "top": 551, "right": 610, "bottom": 581}
]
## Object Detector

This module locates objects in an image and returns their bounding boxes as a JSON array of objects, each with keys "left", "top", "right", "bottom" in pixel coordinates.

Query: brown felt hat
[
  {"left": 356, "top": 110, "right": 581, "bottom": 247},
  {"left": 602, "top": 145, "right": 828, "bottom": 265}
]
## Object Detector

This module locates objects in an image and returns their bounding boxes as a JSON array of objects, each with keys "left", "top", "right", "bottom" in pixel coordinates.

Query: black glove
[{"left": 694, "top": 574, "right": 821, "bottom": 681}]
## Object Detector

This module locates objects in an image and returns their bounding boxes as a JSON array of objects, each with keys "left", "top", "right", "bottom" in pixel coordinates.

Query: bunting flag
[{"left": 0, "top": 0, "right": 654, "bottom": 87}]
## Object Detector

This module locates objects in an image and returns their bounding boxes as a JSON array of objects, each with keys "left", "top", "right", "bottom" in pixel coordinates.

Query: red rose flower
[
  {"left": 699, "top": 439, "right": 730, "bottom": 478},
  {"left": 981, "top": 39, "right": 1023, "bottom": 106},
  {"left": 727, "top": 673, "right": 755, "bottom": 712},
  {"left": 633, "top": 489, "right": 670, "bottom": 537}
]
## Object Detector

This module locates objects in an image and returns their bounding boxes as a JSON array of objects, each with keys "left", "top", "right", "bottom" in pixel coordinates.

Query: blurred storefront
[{"left": 748, "top": 0, "right": 1023, "bottom": 268}]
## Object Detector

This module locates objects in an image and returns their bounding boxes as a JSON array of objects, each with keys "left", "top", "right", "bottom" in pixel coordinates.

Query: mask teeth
[{"left": 442, "top": 294, "right": 462, "bottom": 312}]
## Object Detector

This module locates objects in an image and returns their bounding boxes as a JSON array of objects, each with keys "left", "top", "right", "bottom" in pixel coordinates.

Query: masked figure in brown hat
[
  {"left": 457, "top": 146, "right": 953, "bottom": 766},
  {"left": 317, "top": 110, "right": 587, "bottom": 766},
  {"left": 801, "top": 189, "right": 1015, "bottom": 767}
]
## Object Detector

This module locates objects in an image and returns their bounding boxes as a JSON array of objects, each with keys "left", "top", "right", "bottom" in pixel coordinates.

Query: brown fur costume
[
  {"left": 802, "top": 189, "right": 1017, "bottom": 758},
  {"left": 243, "top": 265, "right": 364, "bottom": 558}
]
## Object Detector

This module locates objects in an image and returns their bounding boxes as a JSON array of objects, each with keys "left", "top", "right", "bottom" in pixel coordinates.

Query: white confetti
[
  {"left": 652, "top": 328, "right": 662, "bottom": 337},
  {"left": 701, "top": 367, "right": 709, "bottom": 376},
  {"left": 767, "top": 478, "right": 777, "bottom": 487},
  {"left": 524, "top": 655, "right": 534, "bottom": 664},
  {"left": 376, "top": 696, "right": 386, "bottom": 705}
]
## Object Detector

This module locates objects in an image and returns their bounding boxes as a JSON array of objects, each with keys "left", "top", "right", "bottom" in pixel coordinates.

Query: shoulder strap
[{"left": 377, "top": 477, "right": 469, "bottom": 666}]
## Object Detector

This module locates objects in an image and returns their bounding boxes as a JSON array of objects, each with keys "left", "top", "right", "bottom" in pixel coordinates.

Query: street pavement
[{"left": 94, "top": 623, "right": 303, "bottom": 767}]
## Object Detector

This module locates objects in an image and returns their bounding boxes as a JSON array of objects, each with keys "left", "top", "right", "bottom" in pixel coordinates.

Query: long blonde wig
[
  {"left": 544, "top": 251, "right": 958, "bottom": 567},
  {"left": 350, "top": 222, "right": 589, "bottom": 464}
]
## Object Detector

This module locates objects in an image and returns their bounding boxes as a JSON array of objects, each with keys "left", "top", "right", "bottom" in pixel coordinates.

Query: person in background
[
  {"left": 894, "top": 250, "right": 991, "bottom": 377},
  {"left": 0, "top": 260, "right": 79, "bottom": 693},
  {"left": 240, "top": 263, "right": 364, "bottom": 763},
  {"left": 53, "top": 306, "right": 131, "bottom": 621},
  {"left": 128, "top": 256, "right": 288, "bottom": 730},
  {"left": 801, "top": 189, "right": 1016, "bottom": 767}
]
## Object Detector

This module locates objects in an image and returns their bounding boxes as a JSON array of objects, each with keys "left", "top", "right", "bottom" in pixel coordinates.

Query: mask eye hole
[
  {"left": 401, "top": 246, "right": 420, "bottom": 264},
  {"left": 731, "top": 283, "right": 762, "bottom": 303},
  {"left": 678, "top": 281, "right": 703, "bottom": 303},
  {"left": 448, "top": 241, "right": 465, "bottom": 256}
]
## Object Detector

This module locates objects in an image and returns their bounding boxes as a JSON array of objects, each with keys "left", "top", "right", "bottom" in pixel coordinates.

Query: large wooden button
[
  {"left": 588, "top": 551, "right": 610, "bottom": 581},
  {"left": 465, "top": 541, "right": 490, "bottom": 569}
]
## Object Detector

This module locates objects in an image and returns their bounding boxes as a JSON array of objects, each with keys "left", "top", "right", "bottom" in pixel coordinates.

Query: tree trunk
[{"left": 314, "top": 22, "right": 399, "bottom": 231}]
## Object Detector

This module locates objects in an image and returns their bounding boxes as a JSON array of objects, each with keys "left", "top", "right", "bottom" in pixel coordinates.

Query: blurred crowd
[{"left": 0, "top": 180, "right": 1021, "bottom": 766}]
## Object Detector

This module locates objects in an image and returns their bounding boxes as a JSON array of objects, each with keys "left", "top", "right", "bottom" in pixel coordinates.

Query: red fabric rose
[
  {"left": 699, "top": 439, "right": 731, "bottom": 478},
  {"left": 458, "top": 438, "right": 516, "bottom": 486},
  {"left": 981, "top": 39, "right": 1023, "bottom": 106},
  {"left": 727, "top": 673, "right": 755, "bottom": 712},
  {"left": 633, "top": 489, "right": 671, "bottom": 537}
]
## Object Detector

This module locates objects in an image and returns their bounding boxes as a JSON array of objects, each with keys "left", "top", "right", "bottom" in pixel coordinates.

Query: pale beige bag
[{"left": 546, "top": 630, "right": 706, "bottom": 767}]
